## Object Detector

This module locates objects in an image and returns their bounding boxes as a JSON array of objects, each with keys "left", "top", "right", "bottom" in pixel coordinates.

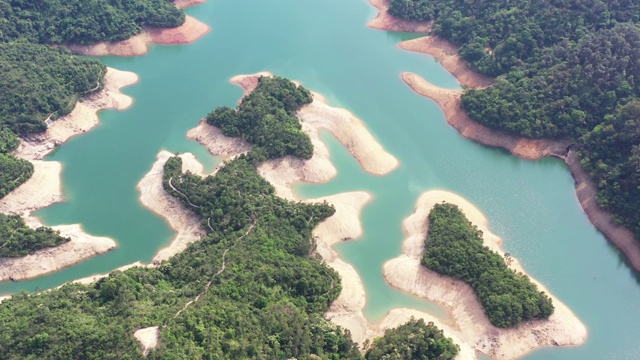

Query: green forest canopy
[
  {"left": 365, "top": 318, "right": 459, "bottom": 360},
  {"left": 389, "top": 0, "right": 640, "bottom": 243},
  {"left": 206, "top": 75, "right": 314, "bottom": 161},
  {"left": 0, "top": 0, "right": 185, "bottom": 45},
  {"left": 0, "top": 214, "right": 70, "bottom": 258},
  {"left": 423, "top": 203, "right": 554, "bottom": 328}
]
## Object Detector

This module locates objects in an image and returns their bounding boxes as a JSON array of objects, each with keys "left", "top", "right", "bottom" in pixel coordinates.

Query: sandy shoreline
[
  {"left": 0, "top": 67, "right": 137, "bottom": 283},
  {"left": 66, "top": 0, "right": 208, "bottom": 57},
  {"left": 381, "top": 190, "right": 587, "bottom": 359},
  {"left": 367, "top": 0, "right": 433, "bottom": 33}
]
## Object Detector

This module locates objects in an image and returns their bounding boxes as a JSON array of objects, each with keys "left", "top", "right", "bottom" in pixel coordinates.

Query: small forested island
[
  {"left": 424, "top": 203, "right": 554, "bottom": 328},
  {"left": 387, "top": 0, "right": 640, "bottom": 259},
  {"left": 365, "top": 318, "right": 459, "bottom": 360}
]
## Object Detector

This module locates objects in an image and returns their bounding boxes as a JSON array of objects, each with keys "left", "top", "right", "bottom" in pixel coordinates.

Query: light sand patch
[
  {"left": 134, "top": 326, "right": 160, "bottom": 357},
  {"left": 138, "top": 151, "right": 207, "bottom": 265},
  {"left": 400, "top": 36, "right": 494, "bottom": 89},
  {"left": 0, "top": 224, "right": 116, "bottom": 282},
  {"left": 381, "top": 190, "right": 587, "bottom": 359},
  {"left": 401, "top": 72, "right": 570, "bottom": 160},
  {"left": 0, "top": 68, "right": 136, "bottom": 282},
  {"left": 66, "top": 16, "right": 209, "bottom": 57},
  {"left": 367, "top": 0, "right": 433, "bottom": 33},
  {"left": 313, "top": 192, "right": 372, "bottom": 345},
  {"left": 0, "top": 295, "right": 10, "bottom": 303}
]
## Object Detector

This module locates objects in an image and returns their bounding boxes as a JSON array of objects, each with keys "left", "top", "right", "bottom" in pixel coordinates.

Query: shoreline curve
[{"left": 0, "top": 67, "right": 138, "bottom": 283}]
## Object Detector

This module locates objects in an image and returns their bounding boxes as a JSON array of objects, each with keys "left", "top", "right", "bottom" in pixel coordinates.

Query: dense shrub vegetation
[
  {"left": 206, "top": 76, "right": 314, "bottom": 160},
  {"left": 389, "top": 0, "right": 640, "bottom": 243},
  {"left": 0, "top": 128, "right": 33, "bottom": 200},
  {"left": 423, "top": 203, "right": 554, "bottom": 328},
  {"left": 0, "top": 214, "right": 69, "bottom": 258},
  {"left": 0, "top": 43, "right": 106, "bottom": 135},
  {"left": 365, "top": 318, "right": 459, "bottom": 360},
  {"left": 0, "top": 0, "right": 185, "bottom": 45}
]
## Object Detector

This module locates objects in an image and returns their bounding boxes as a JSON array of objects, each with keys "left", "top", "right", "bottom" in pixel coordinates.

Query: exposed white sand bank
[
  {"left": 137, "top": 151, "right": 206, "bottom": 265},
  {"left": 381, "top": 190, "right": 587, "bottom": 359}
]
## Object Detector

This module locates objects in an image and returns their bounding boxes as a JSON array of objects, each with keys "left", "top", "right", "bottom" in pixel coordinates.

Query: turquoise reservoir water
[{"left": 1, "top": 0, "right": 639, "bottom": 358}]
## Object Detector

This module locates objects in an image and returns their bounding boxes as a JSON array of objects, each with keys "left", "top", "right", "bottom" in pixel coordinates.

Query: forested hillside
[
  {"left": 389, "top": 0, "right": 640, "bottom": 243},
  {"left": 0, "top": 0, "right": 184, "bottom": 45},
  {"left": 365, "top": 318, "right": 459, "bottom": 360},
  {"left": 423, "top": 203, "right": 554, "bottom": 328},
  {"left": 0, "top": 43, "right": 106, "bottom": 135}
]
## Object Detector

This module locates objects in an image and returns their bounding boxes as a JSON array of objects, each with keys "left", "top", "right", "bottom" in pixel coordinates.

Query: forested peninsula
[{"left": 386, "top": 0, "right": 640, "bottom": 266}]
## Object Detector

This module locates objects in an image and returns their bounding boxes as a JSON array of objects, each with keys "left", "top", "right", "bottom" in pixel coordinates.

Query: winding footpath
[{"left": 167, "top": 219, "right": 257, "bottom": 324}]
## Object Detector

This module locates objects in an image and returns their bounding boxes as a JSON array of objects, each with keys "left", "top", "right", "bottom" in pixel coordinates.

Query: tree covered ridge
[
  {"left": 423, "top": 203, "right": 554, "bottom": 328},
  {"left": 389, "top": 0, "right": 640, "bottom": 76},
  {"left": 0, "top": 43, "right": 106, "bottom": 135},
  {"left": 364, "top": 318, "right": 459, "bottom": 360},
  {"left": 0, "top": 0, "right": 185, "bottom": 45},
  {"left": 206, "top": 76, "right": 314, "bottom": 161},
  {"left": 0, "top": 214, "right": 70, "bottom": 258}
]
